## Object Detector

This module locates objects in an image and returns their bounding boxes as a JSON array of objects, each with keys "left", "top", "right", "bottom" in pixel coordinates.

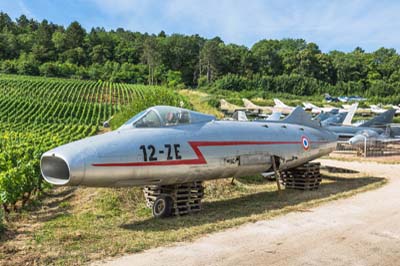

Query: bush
[
  {"left": 0, "top": 59, "right": 17, "bottom": 74},
  {"left": 166, "top": 70, "right": 185, "bottom": 89},
  {"left": 213, "top": 73, "right": 249, "bottom": 91}
]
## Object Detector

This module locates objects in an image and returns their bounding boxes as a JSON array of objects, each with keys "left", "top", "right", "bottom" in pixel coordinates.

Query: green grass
[
  {"left": 1, "top": 171, "right": 386, "bottom": 265},
  {"left": 179, "top": 89, "right": 224, "bottom": 118}
]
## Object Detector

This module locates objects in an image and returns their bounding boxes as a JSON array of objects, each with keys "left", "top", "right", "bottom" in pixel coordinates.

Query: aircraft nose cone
[{"left": 40, "top": 142, "right": 97, "bottom": 186}]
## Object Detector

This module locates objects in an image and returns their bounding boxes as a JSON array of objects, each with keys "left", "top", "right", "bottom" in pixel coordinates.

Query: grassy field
[
  {"left": 0, "top": 169, "right": 386, "bottom": 265},
  {"left": 179, "top": 89, "right": 224, "bottom": 118}
]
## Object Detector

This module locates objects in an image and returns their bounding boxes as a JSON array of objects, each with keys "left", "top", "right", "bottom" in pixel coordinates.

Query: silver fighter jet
[{"left": 41, "top": 105, "right": 337, "bottom": 218}]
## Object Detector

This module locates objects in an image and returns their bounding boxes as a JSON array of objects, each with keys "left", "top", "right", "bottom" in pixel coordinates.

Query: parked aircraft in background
[
  {"left": 370, "top": 105, "right": 387, "bottom": 114},
  {"left": 348, "top": 128, "right": 400, "bottom": 146},
  {"left": 324, "top": 93, "right": 339, "bottom": 103},
  {"left": 393, "top": 106, "right": 400, "bottom": 115},
  {"left": 267, "top": 112, "right": 282, "bottom": 120},
  {"left": 369, "top": 104, "right": 400, "bottom": 115},
  {"left": 314, "top": 109, "right": 339, "bottom": 121},
  {"left": 320, "top": 103, "right": 358, "bottom": 127},
  {"left": 303, "top": 102, "right": 336, "bottom": 114},
  {"left": 41, "top": 105, "right": 337, "bottom": 218},
  {"left": 325, "top": 93, "right": 366, "bottom": 103},
  {"left": 219, "top": 99, "right": 244, "bottom": 114},
  {"left": 242, "top": 98, "right": 273, "bottom": 114},
  {"left": 273, "top": 99, "right": 295, "bottom": 115},
  {"left": 342, "top": 104, "right": 371, "bottom": 116},
  {"left": 326, "top": 109, "right": 397, "bottom": 140},
  {"left": 348, "top": 95, "right": 367, "bottom": 102}
]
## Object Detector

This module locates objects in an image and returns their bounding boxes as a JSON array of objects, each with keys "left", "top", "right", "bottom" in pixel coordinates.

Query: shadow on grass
[
  {"left": 0, "top": 187, "right": 77, "bottom": 243},
  {"left": 120, "top": 175, "right": 384, "bottom": 232}
]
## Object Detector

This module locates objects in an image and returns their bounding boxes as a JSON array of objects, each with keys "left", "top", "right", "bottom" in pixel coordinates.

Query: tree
[
  {"left": 0, "top": 12, "right": 14, "bottom": 32},
  {"left": 32, "top": 20, "right": 55, "bottom": 62},
  {"left": 199, "top": 38, "right": 222, "bottom": 83},
  {"left": 160, "top": 34, "right": 204, "bottom": 86},
  {"left": 65, "top": 21, "right": 86, "bottom": 49},
  {"left": 251, "top": 39, "right": 283, "bottom": 76},
  {"left": 141, "top": 37, "right": 161, "bottom": 85}
]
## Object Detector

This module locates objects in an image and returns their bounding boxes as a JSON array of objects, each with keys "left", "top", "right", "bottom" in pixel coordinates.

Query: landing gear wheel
[{"left": 152, "top": 195, "right": 173, "bottom": 218}]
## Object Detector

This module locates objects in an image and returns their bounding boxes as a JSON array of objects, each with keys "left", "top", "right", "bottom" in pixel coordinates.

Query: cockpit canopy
[{"left": 119, "top": 106, "right": 215, "bottom": 130}]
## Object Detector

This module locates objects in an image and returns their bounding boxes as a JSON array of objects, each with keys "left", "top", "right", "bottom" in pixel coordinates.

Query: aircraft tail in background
[
  {"left": 242, "top": 98, "right": 258, "bottom": 109},
  {"left": 282, "top": 106, "right": 321, "bottom": 128},
  {"left": 274, "top": 98, "right": 288, "bottom": 107},
  {"left": 359, "top": 109, "right": 396, "bottom": 127},
  {"left": 342, "top": 103, "right": 358, "bottom": 125},
  {"left": 267, "top": 112, "right": 281, "bottom": 120}
]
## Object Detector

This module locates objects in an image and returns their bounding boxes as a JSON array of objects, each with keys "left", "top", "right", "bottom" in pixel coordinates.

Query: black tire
[{"left": 152, "top": 195, "right": 173, "bottom": 218}]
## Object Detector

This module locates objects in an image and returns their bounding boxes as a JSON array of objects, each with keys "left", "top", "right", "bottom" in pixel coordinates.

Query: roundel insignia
[{"left": 301, "top": 136, "right": 310, "bottom": 150}]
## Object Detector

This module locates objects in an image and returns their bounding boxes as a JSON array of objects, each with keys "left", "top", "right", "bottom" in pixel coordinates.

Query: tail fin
[
  {"left": 274, "top": 99, "right": 287, "bottom": 107},
  {"left": 242, "top": 98, "right": 258, "bottom": 108},
  {"left": 302, "top": 102, "right": 313, "bottom": 110},
  {"left": 359, "top": 109, "right": 396, "bottom": 127},
  {"left": 232, "top": 111, "right": 248, "bottom": 121},
  {"left": 267, "top": 112, "right": 281, "bottom": 121},
  {"left": 342, "top": 103, "right": 358, "bottom": 125},
  {"left": 282, "top": 106, "right": 320, "bottom": 128},
  {"left": 321, "top": 112, "right": 347, "bottom": 126}
]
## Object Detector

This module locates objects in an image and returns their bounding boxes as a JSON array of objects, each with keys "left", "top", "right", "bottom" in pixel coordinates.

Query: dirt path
[{"left": 95, "top": 160, "right": 400, "bottom": 266}]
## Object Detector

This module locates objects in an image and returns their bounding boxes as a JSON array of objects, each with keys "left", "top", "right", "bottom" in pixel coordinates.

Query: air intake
[{"left": 41, "top": 156, "right": 70, "bottom": 185}]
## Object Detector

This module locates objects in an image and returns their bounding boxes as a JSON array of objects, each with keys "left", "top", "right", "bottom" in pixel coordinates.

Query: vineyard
[{"left": 0, "top": 74, "right": 187, "bottom": 214}]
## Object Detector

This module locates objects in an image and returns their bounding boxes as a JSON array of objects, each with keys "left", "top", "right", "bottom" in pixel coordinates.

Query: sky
[{"left": 1, "top": 0, "right": 400, "bottom": 52}]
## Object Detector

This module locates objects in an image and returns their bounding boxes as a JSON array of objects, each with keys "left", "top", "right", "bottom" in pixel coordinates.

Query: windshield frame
[{"left": 118, "top": 106, "right": 215, "bottom": 130}]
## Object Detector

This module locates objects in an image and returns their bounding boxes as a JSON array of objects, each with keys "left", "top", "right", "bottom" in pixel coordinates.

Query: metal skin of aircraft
[
  {"left": 348, "top": 128, "right": 400, "bottom": 146},
  {"left": 326, "top": 109, "right": 397, "bottom": 140},
  {"left": 41, "top": 105, "right": 337, "bottom": 218}
]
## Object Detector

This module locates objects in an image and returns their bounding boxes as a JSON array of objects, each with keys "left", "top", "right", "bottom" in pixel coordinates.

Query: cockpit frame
[{"left": 119, "top": 106, "right": 215, "bottom": 130}]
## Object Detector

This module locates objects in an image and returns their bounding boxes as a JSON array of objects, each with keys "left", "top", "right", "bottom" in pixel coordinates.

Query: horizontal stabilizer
[{"left": 282, "top": 106, "right": 321, "bottom": 128}]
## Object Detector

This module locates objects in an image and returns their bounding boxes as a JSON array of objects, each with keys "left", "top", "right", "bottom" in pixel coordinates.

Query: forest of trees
[{"left": 1, "top": 12, "right": 400, "bottom": 101}]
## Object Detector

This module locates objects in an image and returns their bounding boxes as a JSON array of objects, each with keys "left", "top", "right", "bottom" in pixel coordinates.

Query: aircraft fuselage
[{"left": 41, "top": 120, "right": 337, "bottom": 187}]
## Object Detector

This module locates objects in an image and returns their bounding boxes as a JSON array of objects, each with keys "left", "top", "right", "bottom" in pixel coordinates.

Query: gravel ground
[{"left": 95, "top": 159, "right": 400, "bottom": 266}]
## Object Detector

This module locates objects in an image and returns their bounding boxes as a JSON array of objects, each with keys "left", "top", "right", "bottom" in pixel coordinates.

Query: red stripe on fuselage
[{"left": 91, "top": 140, "right": 326, "bottom": 167}]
